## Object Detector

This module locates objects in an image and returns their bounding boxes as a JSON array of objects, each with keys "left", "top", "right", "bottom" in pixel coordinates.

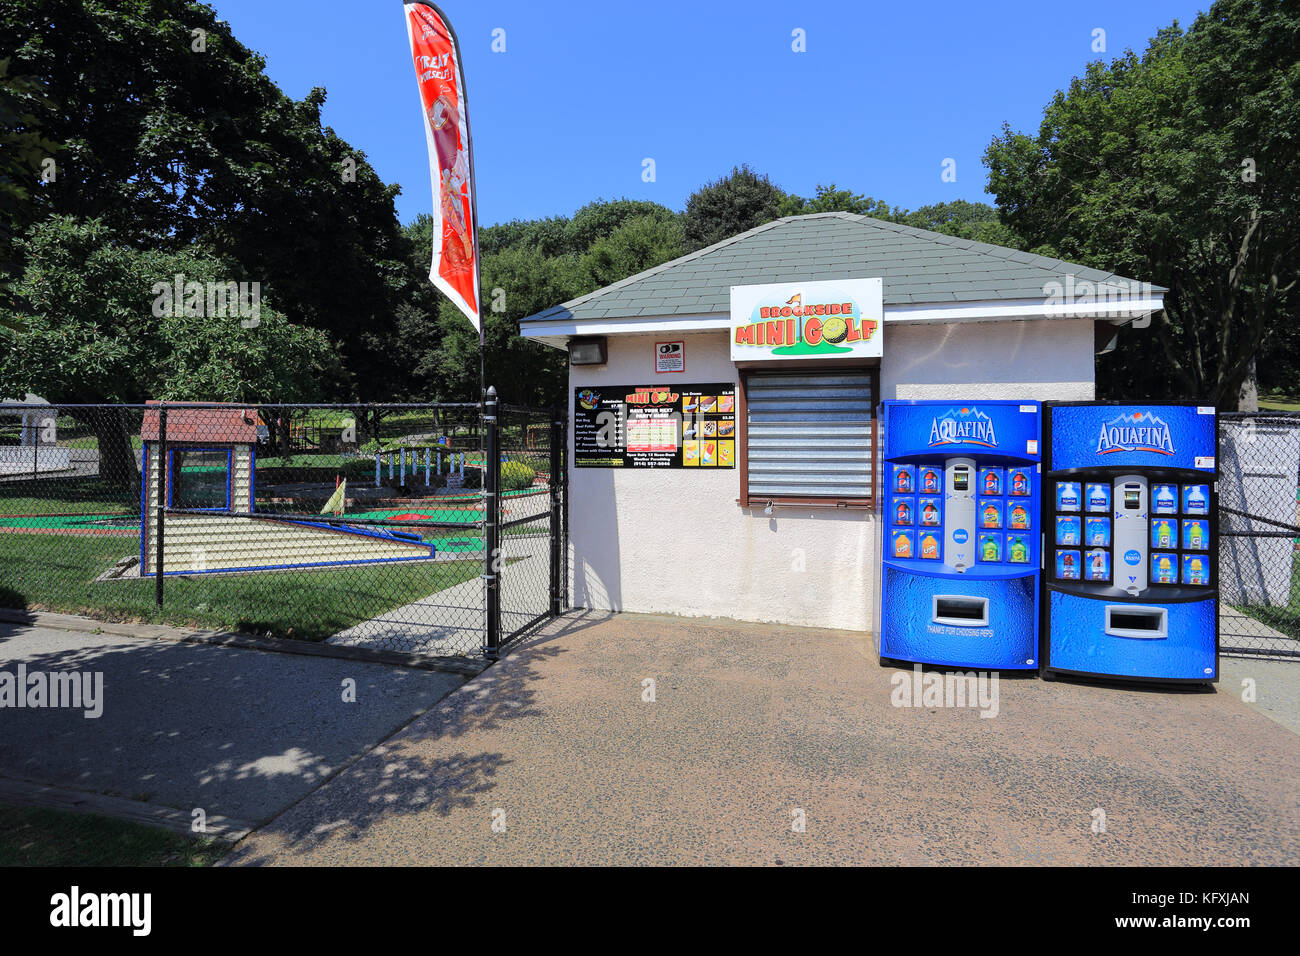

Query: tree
[
  {"left": 0, "top": 0, "right": 413, "bottom": 401},
  {"left": 779, "top": 184, "right": 897, "bottom": 219},
  {"left": 0, "top": 217, "right": 335, "bottom": 485},
  {"left": 898, "top": 200, "right": 1030, "bottom": 250},
  {"left": 0, "top": 56, "right": 58, "bottom": 311},
  {"left": 682, "top": 164, "right": 785, "bottom": 251},
  {"left": 578, "top": 209, "right": 685, "bottom": 288},
  {"left": 403, "top": 198, "right": 687, "bottom": 407},
  {"left": 984, "top": 0, "right": 1299, "bottom": 409}
]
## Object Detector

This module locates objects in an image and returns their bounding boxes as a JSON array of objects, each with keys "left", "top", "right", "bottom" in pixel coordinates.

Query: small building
[
  {"left": 0, "top": 394, "right": 71, "bottom": 476},
  {"left": 520, "top": 212, "right": 1164, "bottom": 632},
  {"left": 139, "top": 403, "right": 431, "bottom": 575}
]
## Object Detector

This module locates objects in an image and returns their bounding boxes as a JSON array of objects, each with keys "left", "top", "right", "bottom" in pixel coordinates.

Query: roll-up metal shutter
[{"left": 745, "top": 370, "right": 874, "bottom": 498}]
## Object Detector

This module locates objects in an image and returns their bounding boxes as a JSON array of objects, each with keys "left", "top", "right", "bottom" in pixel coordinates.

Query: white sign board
[
  {"left": 655, "top": 340, "right": 685, "bottom": 373},
  {"left": 730, "top": 277, "right": 883, "bottom": 362}
]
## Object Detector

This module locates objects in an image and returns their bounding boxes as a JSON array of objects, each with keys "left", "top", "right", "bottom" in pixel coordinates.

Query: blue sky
[{"left": 209, "top": 0, "right": 1209, "bottom": 227}]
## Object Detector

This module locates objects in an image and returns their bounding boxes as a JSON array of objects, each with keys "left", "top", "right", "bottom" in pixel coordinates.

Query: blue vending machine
[
  {"left": 1040, "top": 402, "right": 1218, "bottom": 684},
  {"left": 880, "top": 400, "right": 1042, "bottom": 669}
]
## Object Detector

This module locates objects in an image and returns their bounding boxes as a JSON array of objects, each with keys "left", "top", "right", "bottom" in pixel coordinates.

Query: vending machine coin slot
[
  {"left": 932, "top": 595, "right": 990, "bottom": 627},
  {"left": 1104, "top": 605, "right": 1168, "bottom": 639}
]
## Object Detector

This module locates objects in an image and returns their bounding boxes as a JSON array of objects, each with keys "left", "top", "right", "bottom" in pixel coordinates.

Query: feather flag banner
[{"left": 403, "top": 2, "right": 480, "bottom": 333}]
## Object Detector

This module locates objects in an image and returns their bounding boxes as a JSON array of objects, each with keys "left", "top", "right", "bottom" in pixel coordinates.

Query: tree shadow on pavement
[{"left": 223, "top": 610, "right": 615, "bottom": 863}]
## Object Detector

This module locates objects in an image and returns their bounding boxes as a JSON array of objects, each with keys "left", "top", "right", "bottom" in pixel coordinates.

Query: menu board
[{"left": 574, "top": 383, "right": 736, "bottom": 468}]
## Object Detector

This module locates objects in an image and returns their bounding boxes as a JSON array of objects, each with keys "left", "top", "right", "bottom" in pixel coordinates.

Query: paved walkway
[
  {"left": 328, "top": 535, "right": 552, "bottom": 655},
  {"left": 225, "top": 612, "right": 1300, "bottom": 866},
  {"left": 0, "top": 622, "right": 465, "bottom": 826},
  {"left": 1220, "top": 605, "right": 1299, "bottom": 657}
]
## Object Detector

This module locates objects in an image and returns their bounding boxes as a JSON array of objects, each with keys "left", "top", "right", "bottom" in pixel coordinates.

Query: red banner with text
[{"left": 403, "top": 2, "right": 480, "bottom": 332}]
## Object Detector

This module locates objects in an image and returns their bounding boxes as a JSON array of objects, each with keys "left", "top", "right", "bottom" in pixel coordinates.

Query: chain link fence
[
  {"left": 1219, "top": 412, "right": 1300, "bottom": 659},
  {"left": 0, "top": 397, "right": 568, "bottom": 659}
]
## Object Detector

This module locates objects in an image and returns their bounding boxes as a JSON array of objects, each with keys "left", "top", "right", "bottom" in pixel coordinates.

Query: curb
[
  {"left": 0, "top": 608, "right": 488, "bottom": 678},
  {"left": 0, "top": 775, "right": 256, "bottom": 843}
]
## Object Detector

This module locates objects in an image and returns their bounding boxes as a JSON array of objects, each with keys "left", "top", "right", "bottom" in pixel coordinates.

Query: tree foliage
[
  {"left": 682, "top": 164, "right": 785, "bottom": 251},
  {"left": 984, "top": 0, "right": 1298, "bottom": 408},
  {"left": 0, "top": 0, "right": 413, "bottom": 401}
]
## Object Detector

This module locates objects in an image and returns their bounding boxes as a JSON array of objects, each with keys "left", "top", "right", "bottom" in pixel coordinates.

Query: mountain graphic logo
[
  {"left": 1096, "top": 411, "right": 1175, "bottom": 456},
  {"left": 928, "top": 407, "right": 997, "bottom": 448}
]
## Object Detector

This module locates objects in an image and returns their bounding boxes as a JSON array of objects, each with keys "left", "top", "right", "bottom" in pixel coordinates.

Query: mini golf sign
[{"left": 730, "top": 278, "right": 883, "bottom": 362}]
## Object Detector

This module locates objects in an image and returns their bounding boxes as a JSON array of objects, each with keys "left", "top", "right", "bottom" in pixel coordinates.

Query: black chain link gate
[{"left": 0, "top": 395, "right": 568, "bottom": 660}]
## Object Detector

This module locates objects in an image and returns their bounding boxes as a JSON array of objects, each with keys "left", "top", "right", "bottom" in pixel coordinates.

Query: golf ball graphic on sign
[{"left": 821, "top": 316, "right": 848, "bottom": 344}]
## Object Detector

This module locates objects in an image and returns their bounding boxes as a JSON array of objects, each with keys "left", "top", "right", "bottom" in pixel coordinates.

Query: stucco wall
[
  {"left": 881, "top": 318, "right": 1096, "bottom": 401},
  {"left": 567, "top": 318, "right": 1095, "bottom": 631}
]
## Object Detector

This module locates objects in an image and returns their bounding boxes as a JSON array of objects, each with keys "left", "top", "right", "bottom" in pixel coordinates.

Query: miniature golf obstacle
[
  {"left": 372, "top": 448, "right": 466, "bottom": 488},
  {"left": 140, "top": 403, "right": 432, "bottom": 576},
  {"left": 320, "top": 479, "right": 347, "bottom": 516}
]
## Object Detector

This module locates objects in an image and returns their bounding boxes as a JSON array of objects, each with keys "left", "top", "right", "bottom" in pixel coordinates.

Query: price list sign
[{"left": 574, "top": 383, "right": 737, "bottom": 468}]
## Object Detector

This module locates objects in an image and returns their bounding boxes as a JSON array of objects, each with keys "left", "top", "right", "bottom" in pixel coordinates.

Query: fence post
[
  {"left": 483, "top": 386, "right": 501, "bottom": 659},
  {"left": 155, "top": 403, "right": 167, "bottom": 608},
  {"left": 549, "top": 409, "right": 563, "bottom": 616}
]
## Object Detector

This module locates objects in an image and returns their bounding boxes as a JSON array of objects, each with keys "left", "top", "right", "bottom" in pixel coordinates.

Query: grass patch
[
  {"left": 1234, "top": 549, "right": 1300, "bottom": 642},
  {"left": 0, "top": 532, "right": 484, "bottom": 641},
  {"left": 0, "top": 475, "right": 137, "bottom": 517},
  {"left": 0, "top": 804, "right": 226, "bottom": 867},
  {"left": 1258, "top": 396, "right": 1300, "bottom": 412}
]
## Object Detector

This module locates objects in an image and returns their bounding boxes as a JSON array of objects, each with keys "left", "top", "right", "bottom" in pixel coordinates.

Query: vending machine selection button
[
  {"left": 1182, "top": 519, "right": 1209, "bottom": 551},
  {"left": 1056, "top": 482, "right": 1081, "bottom": 512},
  {"left": 1056, "top": 549, "right": 1081, "bottom": 580},
  {"left": 1182, "top": 484, "right": 1210, "bottom": 515},
  {"left": 1085, "top": 548, "right": 1111, "bottom": 582},
  {"left": 978, "top": 532, "right": 1003, "bottom": 563},
  {"left": 1151, "top": 552, "right": 1178, "bottom": 585},
  {"left": 894, "top": 497, "right": 915, "bottom": 526},
  {"left": 1181, "top": 553, "right": 1210, "bottom": 585},
  {"left": 919, "top": 498, "right": 941, "bottom": 526},
  {"left": 1152, "top": 484, "right": 1179, "bottom": 514},
  {"left": 893, "top": 465, "right": 915, "bottom": 494},
  {"left": 1150, "top": 519, "right": 1176, "bottom": 550},
  {"left": 1056, "top": 516, "right": 1081, "bottom": 546},
  {"left": 1085, "top": 516, "right": 1112, "bottom": 547},
  {"left": 918, "top": 532, "right": 941, "bottom": 560},
  {"left": 1086, "top": 482, "right": 1111, "bottom": 513}
]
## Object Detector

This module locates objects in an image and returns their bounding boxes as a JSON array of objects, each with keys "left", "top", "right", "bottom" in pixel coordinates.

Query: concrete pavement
[
  {"left": 328, "top": 534, "right": 552, "bottom": 655},
  {"left": 0, "top": 622, "right": 466, "bottom": 826},
  {"left": 224, "top": 611, "right": 1300, "bottom": 866}
]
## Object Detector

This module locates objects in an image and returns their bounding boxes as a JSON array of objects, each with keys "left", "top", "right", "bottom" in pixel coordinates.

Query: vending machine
[
  {"left": 880, "top": 400, "right": 1042, "bottom": 669},
  {"left": 1040, "top": 402, "right": 1218, "bottom": 683}
]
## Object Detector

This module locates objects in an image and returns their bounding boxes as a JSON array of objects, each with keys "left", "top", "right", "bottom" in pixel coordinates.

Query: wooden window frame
[{"left": 735, "top": 361, "right": 879, "bottom": 510}]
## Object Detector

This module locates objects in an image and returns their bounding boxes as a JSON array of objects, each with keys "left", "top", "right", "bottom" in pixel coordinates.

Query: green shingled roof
[{"left": 520, "top": 211, "right": 1163, "bottom": 323}]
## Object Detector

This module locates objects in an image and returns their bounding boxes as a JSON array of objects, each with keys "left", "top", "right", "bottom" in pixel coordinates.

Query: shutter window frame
[{"left": 737, "top": 365, "right": 879, "bottom": 508}]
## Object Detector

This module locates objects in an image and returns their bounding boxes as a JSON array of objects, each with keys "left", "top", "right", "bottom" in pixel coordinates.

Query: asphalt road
[
  {"left": 0, "top": 623, "right": 465, "bottom": 824},
  {"left": 224, "top": 611, "right": 1300, "bottom": 866}
]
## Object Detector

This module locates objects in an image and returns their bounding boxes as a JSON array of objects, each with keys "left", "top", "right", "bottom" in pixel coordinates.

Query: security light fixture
[{"left": 569, "top": 336, "right": 607, "bottom": 366}]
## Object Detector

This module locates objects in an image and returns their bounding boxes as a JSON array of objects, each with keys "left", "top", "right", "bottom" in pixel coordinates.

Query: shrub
[{"left": 500, "top": 461, "right": 536, "bottom": 491}]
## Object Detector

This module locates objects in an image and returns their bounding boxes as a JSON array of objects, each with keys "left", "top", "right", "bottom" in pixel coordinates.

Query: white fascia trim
[
  {"left": 521, "top": 313, "right": 728, "bottom": 341},
  {"left": 519, "top": 294, "right": 1166, "bottom": 343},
  {"left": 887, "top": 295, "right": 1165, "bottom": 324}
]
